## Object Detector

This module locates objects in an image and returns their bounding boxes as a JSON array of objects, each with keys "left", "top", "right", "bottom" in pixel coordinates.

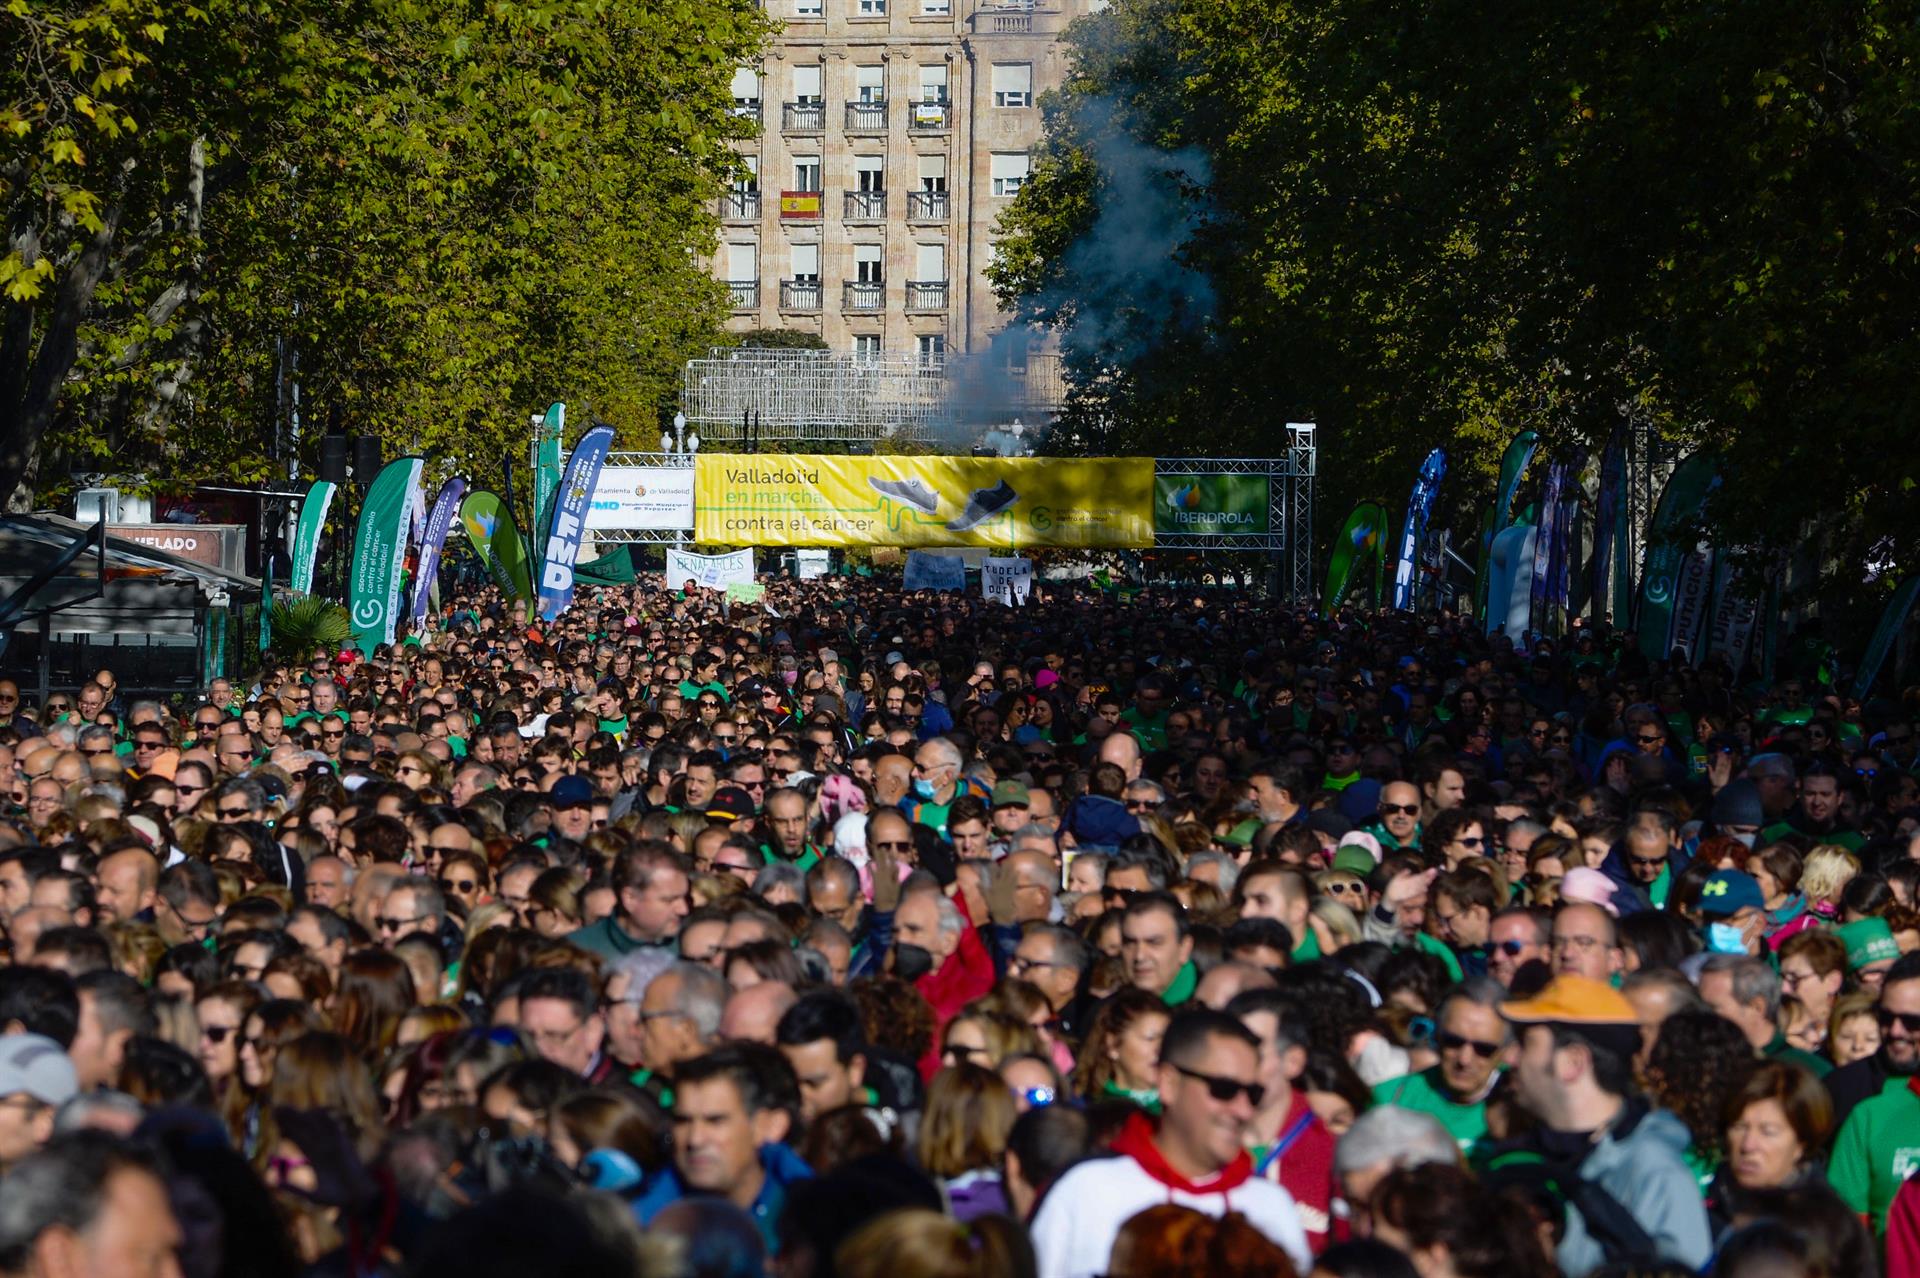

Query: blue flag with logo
[
  {"left": 536, "top": 423, "right": 615, "bottom": 621},
  {"left": 410, "top": 476, "right": 468, "bottom": 623},
  {"left": 1391, "top": 449, "right": 1446, "bottom": 611}
]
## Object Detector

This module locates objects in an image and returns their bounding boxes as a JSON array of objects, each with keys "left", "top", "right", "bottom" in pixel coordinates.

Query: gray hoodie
[{"left": 1557, "top": 1105, "right": 1713, "bottom": 1276}]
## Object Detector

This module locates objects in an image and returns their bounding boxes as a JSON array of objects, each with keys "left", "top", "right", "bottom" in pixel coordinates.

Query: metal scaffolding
[
  {"left": 1149, "top": 425, "right": 1319, "bottom": 604},
  {"left": 679, "top": 347, "right": 1066, "bottom": 446}
]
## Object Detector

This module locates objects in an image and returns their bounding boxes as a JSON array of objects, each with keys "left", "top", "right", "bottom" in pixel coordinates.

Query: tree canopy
[
  {"left": 991, "top": 0, "right": 1920, "bottom": 575},
  {"left": 2, "top": 0, "right": 766, "bottom": 507}
]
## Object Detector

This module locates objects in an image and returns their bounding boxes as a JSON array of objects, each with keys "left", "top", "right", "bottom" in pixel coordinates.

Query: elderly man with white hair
[{"left": 1332, "top": 1104, "right": 1460, "bottom": 1231}]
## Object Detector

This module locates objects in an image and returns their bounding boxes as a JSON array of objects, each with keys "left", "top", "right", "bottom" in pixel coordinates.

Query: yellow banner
[{"left": 695, "top": 454, "right": 1155, "bottom": 548}]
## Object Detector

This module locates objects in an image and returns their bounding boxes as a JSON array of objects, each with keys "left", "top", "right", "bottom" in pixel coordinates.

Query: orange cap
[{"left": 1499, "top": 974, "right": 1637, "bottom": 1026}]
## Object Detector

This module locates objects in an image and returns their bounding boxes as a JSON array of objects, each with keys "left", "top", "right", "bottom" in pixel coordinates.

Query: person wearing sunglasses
[
  {"left": 1372, "top": 979, "right": 1511, "bottom": 1159},
  {"left": 1368, "top": 780, "right": 1423, "bottom": 851},
  {"left": 1029, "top": 1008, "right": 1312, "bottom": 1278}
]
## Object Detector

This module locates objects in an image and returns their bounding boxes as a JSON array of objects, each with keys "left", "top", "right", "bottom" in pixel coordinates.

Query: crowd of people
[{"left": 0, "top": 575, "right": 1918, "bottom": 1278}]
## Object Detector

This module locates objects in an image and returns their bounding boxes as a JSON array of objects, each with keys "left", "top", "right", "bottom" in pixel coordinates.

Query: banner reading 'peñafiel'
[{"left": 695, "top": 455, "right": 1154, "bottom": 549}]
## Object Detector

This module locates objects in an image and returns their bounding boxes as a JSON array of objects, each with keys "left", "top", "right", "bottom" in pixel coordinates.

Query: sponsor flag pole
[{"left": 348, "top": 457, "right": 424, "bottom": 650}]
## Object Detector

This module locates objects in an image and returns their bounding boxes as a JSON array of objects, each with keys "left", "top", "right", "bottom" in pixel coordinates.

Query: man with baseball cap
[
  {"left": 1481, "top": 974, "right": 1710, "bottom": 1274},
  {"left": 0, "top": 1035, "right": 77, "bottom": 1171}
]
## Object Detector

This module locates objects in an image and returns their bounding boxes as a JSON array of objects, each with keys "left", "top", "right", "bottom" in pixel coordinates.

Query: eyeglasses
[
  {"left": 1379, "top": 803, "right": 1419, "bottom": 817},
  {"left": 1876, "top": 1009, "right": 1920, "bottom": 1034},
  {"left": 378, "top": 915, "right": 429, "bottom": 932},
  {"left": 202, "top": 1025, "right": 240, "bottom": 1045},
  {"left": 1454, "top": 836, "right": 1485, "bottom": 848},
  {"left": 1170, "top": 1063, "right": 1265, "bottom": 1108},
  {"left": 1323, "top": 881, "right": 1363, "bottom": 897},
  {"left": 1009, "top": 956, "right": 1066, "bottom": 975},
  {"left": 218, "top": 804, "right": 253, "bottom": 818},
  {"left": 1628, "top": 853, "right": 1667, "bottom": 868},
  {"left": 1634, "top": 734, "right": 1665, "bottom": 745},
  {"left": 871, "top": 840, "right": 914, "bottom": 853},
  {"left": 1436, "top": 1030, "right": 1503, "bottom": 1059},
  {"left": 1125, "top": 800, "right": 1158, "bottom": 813},
  {"left": 440, "top": 878, "right": 477, "bottom": 894},
  {"left": 1497, "top": 939, "right": 1532, "bottom": 956},
  {"left": 943, "top": 1043, "right": 989, "bottom": 1062},
  {"left": 79, "top": 746, "right": 112, "bottom": 758}
]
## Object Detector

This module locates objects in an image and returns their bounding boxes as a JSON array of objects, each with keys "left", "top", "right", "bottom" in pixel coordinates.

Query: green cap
[
  {"left": 1838, "top": 918, "right": 1899, "bottom": 971},
  {"left": 1218, "top": 818, "right": 1263, "bottom": 848},
  {"left": 991, "top": 779, "right": 1031, "bottom": 808},
  {"left": 1331, "top": 846, "right": 1376, "bottom": 877}
]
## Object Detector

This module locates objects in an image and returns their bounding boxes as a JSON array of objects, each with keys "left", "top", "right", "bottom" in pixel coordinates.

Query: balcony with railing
[
  {"left": 905, "top": 280, "right": 949, "bottom": 311},
  {"left": 727, "top": 281, "right": 760, "bottom": 311},
  {"left": 907, "top": 97, "right": 951, "bottom": 132},
  {"left": 907, "top": 189, "right": 949, "bottom": 221},
  {"left": 843, "top": 280, "right": 885, "bottom": 312},
  {"left": 845, "top": 100, "right": 887, "bottom": 132},
  {"left": 732, "top": 100, "right": 763, "bottom": 123},
  {"left": 783, "top": 100, "right": 826, "bottom": 132},
  {"left": 844, "top": 189, "right": 887, "bottom": 223},
  {"left": 780, "top": 279, "right": 823, "bottom": 311},
  {"left": 721, "top": 190, "right": 761, "bottom": 220}
]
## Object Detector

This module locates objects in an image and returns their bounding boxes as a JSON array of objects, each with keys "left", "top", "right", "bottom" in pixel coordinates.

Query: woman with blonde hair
[
  {"left": 1800, "top": 844, "right": 1860, "bottom": 920},
  {"left": 393, "top": 749, "right": 444, "bottom": 793}
]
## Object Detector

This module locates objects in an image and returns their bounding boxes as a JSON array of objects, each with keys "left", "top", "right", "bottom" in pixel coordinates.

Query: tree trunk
[{"left": 0, "top": 200, "right": 125, "bottom": 512}]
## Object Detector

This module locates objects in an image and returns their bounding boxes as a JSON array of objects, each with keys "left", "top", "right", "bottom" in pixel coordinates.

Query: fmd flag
[{"left": 536, "top": 423, "right": 615, "bottom": 621}]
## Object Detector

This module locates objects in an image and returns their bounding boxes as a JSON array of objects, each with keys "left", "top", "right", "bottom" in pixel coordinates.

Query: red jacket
[
  {"left": 1254, "top": 1089, "right": 1337, "bottom": 1253},
  {"left": 1888, "top": 1175, "right": 1920, "bottom": 1278},
  {"left": 914, "top": 892, "right": 997, "bottom": 1080}
]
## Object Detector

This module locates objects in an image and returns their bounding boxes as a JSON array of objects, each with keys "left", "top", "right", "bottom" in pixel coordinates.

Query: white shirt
[{"left": 1030, "top": 1151, "right": 1311, "bottom": 1278}]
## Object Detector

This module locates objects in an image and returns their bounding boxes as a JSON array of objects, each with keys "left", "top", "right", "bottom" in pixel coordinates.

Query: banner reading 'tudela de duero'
[{"left": 695, "top": 455, "right": 1153, "bottom": 548}]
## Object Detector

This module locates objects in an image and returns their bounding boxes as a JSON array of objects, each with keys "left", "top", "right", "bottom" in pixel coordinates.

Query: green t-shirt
[
  {"left": 1371, "top": 1067, "right": 1490, "bottom": 1155},
  {"left": 1830, "top": 1075, "right": 1920, "bottom": 1234}
]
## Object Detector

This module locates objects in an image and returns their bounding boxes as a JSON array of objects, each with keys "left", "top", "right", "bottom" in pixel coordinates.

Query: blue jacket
[{"left": 637, "top": 1143, "right": 813, "bottom": 1252}]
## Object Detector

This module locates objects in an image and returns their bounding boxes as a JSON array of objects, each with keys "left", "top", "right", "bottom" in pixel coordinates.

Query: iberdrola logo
[
  {"left": 1352, "top": 522, "right": 1378, "bottom": 550},
  {"left": 1172, "top": 483, "right": 1203, "bottom": 509},
  {"left": 465, "top": 512, "right": 497, "bottom": 540}
]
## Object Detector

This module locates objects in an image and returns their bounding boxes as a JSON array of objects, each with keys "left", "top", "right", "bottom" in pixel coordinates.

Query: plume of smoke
[{"left": 1048, "top": 94, "right": 1216, "bottom": 367}]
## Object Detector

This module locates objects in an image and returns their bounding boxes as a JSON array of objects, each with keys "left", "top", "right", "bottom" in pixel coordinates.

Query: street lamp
[{"left": 661, "top": 412, "right": 700, "bottom": 456}]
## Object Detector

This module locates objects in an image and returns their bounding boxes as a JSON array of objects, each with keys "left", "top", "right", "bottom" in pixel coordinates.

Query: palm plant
[{"left": 269, "top": 595, "right": 353, "bottom": 665}]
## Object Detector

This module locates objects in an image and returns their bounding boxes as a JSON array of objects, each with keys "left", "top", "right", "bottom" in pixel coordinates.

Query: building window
[
  {"left": 791, "top": 243, "right": 820, "bottom": 283},
  {"left": 793, "top": 156, "right": 822, "bottom": 191},
  {"left": 857, "top": 0, "right": 886, "bottom": 14},
  {"left": 918, "top": 65, "right": 949, "bottom": 103},
  {"left": 854, "top": 334, "right": 883, "bottom": 364},
  {"left": 921, "top": 0, "right": 950, "bottom": 13},
  {"left": 792, "top": 65, "right": 823, "bottom": 104},
  {"left": 990, "top": 152, "right": 1030, "bottom": 197},
  {"left": 855, "top": 244, "right": 884, "bottom": 284},
  {"left": 854, "top": 155, "right": 885, "bottom": 193},
  {"left": 855, "top": 64, "right": 885, "bottom": 102},
  {"left": 918, "top": 155, "right": 947, "bottom": 193},
  {"left": 727, "top": 243, "right": 758, "bottom": 281},
  {"left": 917, "top": 333, "right": 947, "bottom": 369},
  {"left": 991, "top": 63, "right": 1032, "bottom": 108},
  {"left": 731, "top": 67, "right": 761, "bottom": 113},
  {"left": 914, "top": 243, "right": 945, "bottom": 282},
  {"left": 795, "top": 0, "right": 823, "bottom": 16}
]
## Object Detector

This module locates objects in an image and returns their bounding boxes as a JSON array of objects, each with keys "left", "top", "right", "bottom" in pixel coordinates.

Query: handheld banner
[
  {"left": 1637, "top": 453, "right": 1721, "bottom": 663},
  {"left": 459, "top": 490, "right": 535, "bottom": 604},
  {"left": 349, "top": 457, "right": 423, "bottom": 649},
  {"left": 536, "top": 423, "right": 615, "bottom": 621},
  {"left": 903, "top": 551, "right": 967, "bottom": 591},
  {"left": 666, "top": 548, "right": 756, "bottom": 590},
  {"left": 409, "top": 477, "right": 468, "bottom": 623},
  {"left": 1326, "top": 502, "right": 1390, "bottom": 613},
  {"left": 1391, "top": 450, "right": 1447, "bottom": 611},
  {"left": 289, "top": 480, "right": 336, "bottom": 595},
  {"left": 982, "top": 556, "right": 1033, "bottom": 605},
  {"left": 695, "top": 454, "right": 1153, "bottom": 549}
]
